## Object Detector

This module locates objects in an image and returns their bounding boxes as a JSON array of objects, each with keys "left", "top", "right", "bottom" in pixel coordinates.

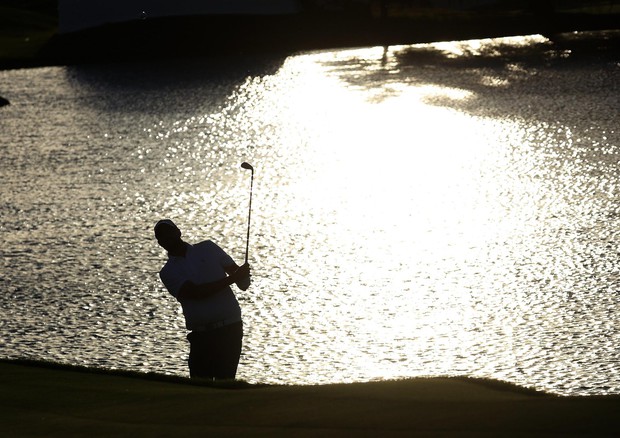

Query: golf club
[{"left": 241, "top": 162, "right": 254, "bottom": 264}]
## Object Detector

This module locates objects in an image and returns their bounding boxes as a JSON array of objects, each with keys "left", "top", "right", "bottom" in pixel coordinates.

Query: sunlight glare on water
[{"left": 233, "top": 39, "right": 619, "bottom": 391}]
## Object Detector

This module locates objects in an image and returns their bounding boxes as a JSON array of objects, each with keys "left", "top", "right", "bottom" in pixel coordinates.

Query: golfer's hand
[
  {"left": 238, "top": 263, "right": 250, "bottom": 275},
  {"left": 235, "top": 263, "right": 251, "bottom": 291}
]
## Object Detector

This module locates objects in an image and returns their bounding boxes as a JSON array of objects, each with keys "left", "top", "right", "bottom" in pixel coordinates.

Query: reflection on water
[{"left": 1, "top": 32, "right": 619, "bottom": 395}]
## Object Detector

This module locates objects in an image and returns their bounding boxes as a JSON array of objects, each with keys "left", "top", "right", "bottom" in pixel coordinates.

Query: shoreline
[
  {"left": 2, "top": 359, "right": 619, "bottom": 436},
  {"left": 2, "top": 7, "right": 619, "bottom": 70}
]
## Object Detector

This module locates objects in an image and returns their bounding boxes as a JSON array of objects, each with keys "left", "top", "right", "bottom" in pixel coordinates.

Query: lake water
[{"left": 1, "top": 32, "right": 619, "bottom": 395}]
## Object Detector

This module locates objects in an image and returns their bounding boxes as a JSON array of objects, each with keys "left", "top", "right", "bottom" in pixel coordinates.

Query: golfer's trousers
[{"left": 187, "top": 322, "right": 243, "bottom": 380}]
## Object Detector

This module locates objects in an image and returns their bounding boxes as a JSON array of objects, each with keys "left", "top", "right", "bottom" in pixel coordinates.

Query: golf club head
[{"left": 241, "top": 162, "right": 254, "bottom": 171}]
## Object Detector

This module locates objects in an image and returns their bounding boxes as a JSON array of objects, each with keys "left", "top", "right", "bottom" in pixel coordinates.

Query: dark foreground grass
[{"left": 1, "top": 359, "right": 619, "bottom": 437}]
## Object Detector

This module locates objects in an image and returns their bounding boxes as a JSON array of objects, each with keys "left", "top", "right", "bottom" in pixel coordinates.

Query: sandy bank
[{"left": 1, "top": 360, "right": 619, "bottom": 437}]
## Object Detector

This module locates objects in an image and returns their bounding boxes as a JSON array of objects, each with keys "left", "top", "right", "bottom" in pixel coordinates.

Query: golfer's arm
[
  {"left": 223, "top": 263, "right": 241, "bottom": 276},
  {"left": 177, "top": 275, "right": 237, "bottom": 300}
]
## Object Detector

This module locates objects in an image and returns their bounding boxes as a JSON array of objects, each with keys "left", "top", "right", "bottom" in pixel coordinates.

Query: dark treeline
[{"left": 2, "top": 0, "right": 619, "bottom": 69}]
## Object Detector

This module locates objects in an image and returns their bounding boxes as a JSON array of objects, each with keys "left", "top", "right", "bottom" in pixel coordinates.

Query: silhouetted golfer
[{"left": 155, "top": 219, "right": 251, "bottom": 380}]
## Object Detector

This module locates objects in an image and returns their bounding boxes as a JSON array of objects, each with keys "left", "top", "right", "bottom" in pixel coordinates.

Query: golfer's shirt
[{"left": 159, "top": 241, "right": 242, "bottom": 330}]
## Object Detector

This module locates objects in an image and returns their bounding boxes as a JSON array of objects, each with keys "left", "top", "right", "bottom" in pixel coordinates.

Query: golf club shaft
[{"left": 241, "top": 163, "right": 254, "bottom": 264}]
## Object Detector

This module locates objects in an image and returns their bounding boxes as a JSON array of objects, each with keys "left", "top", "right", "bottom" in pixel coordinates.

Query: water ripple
[{"left": 1, "top": 33, "right": 619, "bottom": 395}]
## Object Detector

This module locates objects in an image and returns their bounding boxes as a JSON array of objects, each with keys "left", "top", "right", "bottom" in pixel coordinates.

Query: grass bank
[{"left": 1, "top": 359, "right": 619, "bottom": 437}]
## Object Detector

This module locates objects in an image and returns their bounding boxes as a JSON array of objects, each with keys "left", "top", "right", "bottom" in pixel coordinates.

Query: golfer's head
[{"left": 154, "top": 219, "right": 181, "bottom": 251}]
